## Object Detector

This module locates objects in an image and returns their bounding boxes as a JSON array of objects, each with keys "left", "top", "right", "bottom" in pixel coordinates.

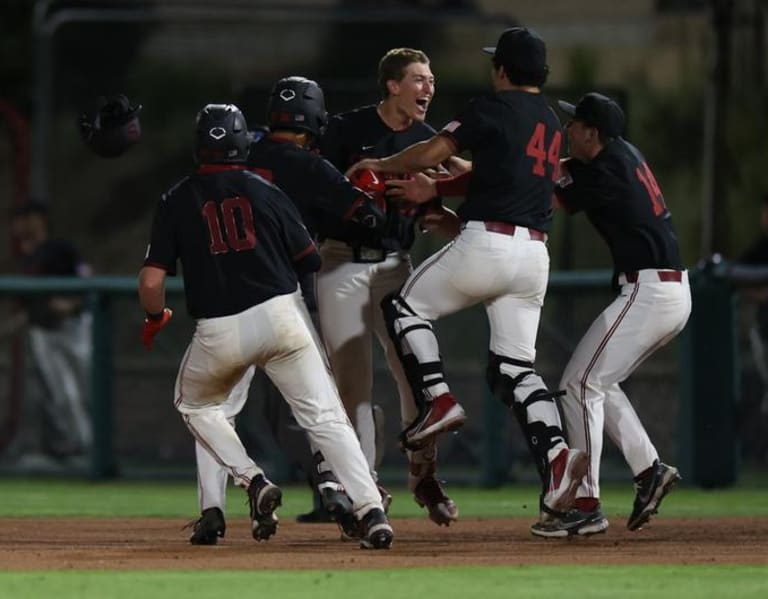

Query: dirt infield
[{"left": 1, "top": 517, "right": 766, "bottom": 570}]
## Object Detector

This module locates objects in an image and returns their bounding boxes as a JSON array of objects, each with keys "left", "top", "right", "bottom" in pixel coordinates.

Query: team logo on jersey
[
  {"left": 442, "top": 120, "right": 461, "bottom": 133},
  {"left": 209, "top": 127, "right": 226, "bottom": 140},
  {"left": 279, "top": 89, "right": 296, "bottom": 101}
]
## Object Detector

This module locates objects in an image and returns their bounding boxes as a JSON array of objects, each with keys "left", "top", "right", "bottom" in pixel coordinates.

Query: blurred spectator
[
  {"left": 3, "top": 201, "right": 92, "bottom": 466},
  {"left": 736, "top": 194, "right": 768, "bottom": 461}
]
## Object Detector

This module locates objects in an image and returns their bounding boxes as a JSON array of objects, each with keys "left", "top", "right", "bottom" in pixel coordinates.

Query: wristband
[{"left": 145, "top": 309, "right": 166, "bottom": 321}]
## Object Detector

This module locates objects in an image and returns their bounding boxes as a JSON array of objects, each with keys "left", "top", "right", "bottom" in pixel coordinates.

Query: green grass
[
  {"left": 1, "top": 479, "right": 767, "bottom": 598},
  {"left": 1, "top": 478, "right": 767, "bottom": 519},
  {"left": 0, "top": 567, "right": 766, "bottom": 599}
]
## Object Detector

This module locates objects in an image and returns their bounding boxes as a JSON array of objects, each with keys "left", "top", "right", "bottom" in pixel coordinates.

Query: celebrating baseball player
[
  {"left": 347, "top": 28, "right": 588, "bottom": 522},
  {"left": 187, "top": 76, "right": 390, "bottom": 544},
  {"left": 318, "top": 48, "right": 466, "bottom": 526},
  {"left": 530, "top": 93, "right": 691, "bottom": 537},
  {"left": 138, "top": 104, "right": 393, "bottom": 550}
]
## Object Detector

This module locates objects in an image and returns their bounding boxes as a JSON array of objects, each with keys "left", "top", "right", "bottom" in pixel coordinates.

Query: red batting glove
[{"left": 142, "top": 308, "right": 172, "bottom": 350}]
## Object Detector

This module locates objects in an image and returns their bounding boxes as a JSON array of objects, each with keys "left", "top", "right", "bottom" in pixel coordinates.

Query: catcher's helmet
[
  {"left": 194, "top": 104, "right": 249, "bottom": 165},
  {"left": 79, "top": 94, "right": 142, "bottom": 158},
  {"left": 267, "top": 76, "right": 327, "bottom": 137}
]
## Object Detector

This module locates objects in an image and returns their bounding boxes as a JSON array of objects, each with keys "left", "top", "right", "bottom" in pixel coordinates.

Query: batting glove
[{"left": 142, "top": 307, "right": 172, "bottom": 350}]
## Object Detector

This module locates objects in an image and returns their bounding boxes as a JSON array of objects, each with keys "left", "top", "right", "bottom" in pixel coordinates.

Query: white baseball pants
[
  {"left": 396, "top": 221, "right": 567, "bottom": 461},
  {"left": 559, "top": 269, "right": 692, "bottom": 499},
  {"left": 174, "top": 289, "right": 383, "bottom": 516}
]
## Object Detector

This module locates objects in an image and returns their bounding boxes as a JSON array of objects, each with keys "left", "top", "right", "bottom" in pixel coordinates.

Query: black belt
[{"left": 327, "top": 238, "right": 387, "bottom": 263}]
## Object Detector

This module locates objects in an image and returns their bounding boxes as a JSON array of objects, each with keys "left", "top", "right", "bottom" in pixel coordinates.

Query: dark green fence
[{"left": 0, "top": 268, "right": 742, "bottom": 486}]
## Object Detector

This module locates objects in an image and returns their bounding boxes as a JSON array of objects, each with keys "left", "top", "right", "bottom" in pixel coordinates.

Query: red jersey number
[
  {"left": 526, "top": 123, "right": 562, "bottom": 180},
  {"left": 202, "top": 197, "right": 258, "bottom": 255},
  {"left": 635, "top": 162, "right": 666, "bottom": 216}
]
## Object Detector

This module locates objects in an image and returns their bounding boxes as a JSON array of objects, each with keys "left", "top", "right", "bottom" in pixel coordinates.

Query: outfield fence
[{"left": 0, "top": 264, "right": 757, "bottom": 487}]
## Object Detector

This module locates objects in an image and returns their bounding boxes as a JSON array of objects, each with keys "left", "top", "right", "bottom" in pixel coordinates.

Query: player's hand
[
  {"left": 142, "top": 307, "right": 172, "bottom": 350},
  {"left": 556, "top": 158, "right": 573, "bottom": 187},
  {"left": 346, "top": 158, "right": 383, "bottom": 178},
  {"left": 386, "top": 172, "right": 438, "bottom": 204}
]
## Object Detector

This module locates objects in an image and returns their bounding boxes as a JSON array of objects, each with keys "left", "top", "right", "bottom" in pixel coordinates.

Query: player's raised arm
[{"left": 346, "top": 134, "right": 455, "bottom": 178}]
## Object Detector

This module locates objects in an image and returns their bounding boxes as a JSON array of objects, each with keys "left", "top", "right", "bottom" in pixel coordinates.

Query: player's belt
[
  {"left": 353, "top": 245, "right": 386, "bottom": 263},
  {"left": 466, "top": 220, "right": 548, "bottom": 242},
  {"left": 620, "top": 270, "right": 684, "bottom": 284}
]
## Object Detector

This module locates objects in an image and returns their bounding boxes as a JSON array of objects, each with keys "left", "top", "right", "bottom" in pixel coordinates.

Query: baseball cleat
[
  {"left": 627, "top": 460, "right": 681, "bottom": 531},
  {"left": 247, "top": 474, "right": 282, "bottom": 541},
  {"left": 359, "top": 507, "right": 394, "bottom": 550},
  {"left": 413, "top": 475, "right": 458, "bottom": 526},
  {"left": 401, "top": 393, "right": 466, "bottom": 450},
  {"left": 187, "top": 507, "right": 226, "bottom": 545},
  {"left": 542, "top": 448, "right": 589, "bottom": 514},
  {"left": 530, "top": 506, "right": 609, "bottom": 538},
  {"left": 318, "top": 480, "right": 354, "bottom": 519}
]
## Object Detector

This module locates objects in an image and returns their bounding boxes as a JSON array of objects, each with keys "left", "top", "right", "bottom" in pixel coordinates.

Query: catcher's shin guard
[
  {"left": 381, "top": 292, "right": 446, "bottom": 405},
  {"left": 486, "top": 351, "right": 567, "bottom": 485}
]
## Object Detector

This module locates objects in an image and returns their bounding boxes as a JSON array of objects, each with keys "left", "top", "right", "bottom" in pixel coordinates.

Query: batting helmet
[
  {"left": 79, "top": 94, "right": 142, "bottom": 158},
  {"left": 267, "top": 76, "right": 327, "bottom": 137},
  {"left": 194, "top": 104, "right": 249, "bottom": 165}
]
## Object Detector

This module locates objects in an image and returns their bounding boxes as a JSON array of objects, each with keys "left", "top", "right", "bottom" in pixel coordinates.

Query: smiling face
[{"left": 386, "top": 61, "right": 435, "bottom": 122}]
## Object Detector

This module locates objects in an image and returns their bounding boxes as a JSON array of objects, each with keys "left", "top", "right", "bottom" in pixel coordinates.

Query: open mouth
[{"left": 415, "top": 98, "right": 430, "bottom": 113}]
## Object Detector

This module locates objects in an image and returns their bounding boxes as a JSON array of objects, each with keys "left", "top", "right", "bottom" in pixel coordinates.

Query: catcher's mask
[
  {"left": 79, "top": 94, "right": 142, "bottom": 158},
  {"left": 194, "top": 103, "right": 249, "bottom": 165},
  {"left": 266, "top": 76, "right": 327, "bottom": 138}
]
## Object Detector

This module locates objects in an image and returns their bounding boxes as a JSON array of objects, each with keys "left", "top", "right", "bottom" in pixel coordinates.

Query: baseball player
[
  {"left": 318, "top": 48, "right": 466, "bottom": 526},
  {"left": 187, "top": 77, "right": 389, "bottom": 544},
  {"left": 530, "top": 93, "right": 691, "bottom": 537},
  {"left": 348, "top": 28, "right": 588, "bottom": 522},
  {"left": 8, "top": 202, "right": 92, "bottom": 462},
  {"left": 138, "top": 104, "right": 393, "bottom": 550}
]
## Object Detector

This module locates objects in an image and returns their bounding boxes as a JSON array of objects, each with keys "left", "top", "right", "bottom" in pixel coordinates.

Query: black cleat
[
  {"left": 359, "top": 507, "right": 394, "bottom": 550},
  {"left": 247, "top": 474, "right": 282, "bottom": 541},
  {"left": 530, "top": 506, "right": 609, "bottom": 538},
  {"left": 188, "top": 507, "right": 226, "bottom": 545},
  {"left": 627, "top": 460, "right": 681, "bottom": 531}
]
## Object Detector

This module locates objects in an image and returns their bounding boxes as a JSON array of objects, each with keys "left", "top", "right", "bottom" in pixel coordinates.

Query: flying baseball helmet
[
  {"left": 266, "top": 76, "right": 327, "bottom": 137},
  {"left": 79, "top": 94, "right": 142, "bottom": 158},
  {"left": 194, "top": 103, "right": 249, "bottom": 165}
]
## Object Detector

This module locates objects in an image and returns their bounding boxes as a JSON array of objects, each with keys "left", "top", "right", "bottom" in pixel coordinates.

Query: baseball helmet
[
  {"left": 349, "top": 168, "right": 388, "bottom": 212},
  {"left": 79, "top": 94, "right": 142, "bottom": 158},
  {"left": 194, "top": 104, "right": 249, "bottom": 165},
  {"left": 267, "top": 76, "right": 327, "bottom": 137}
]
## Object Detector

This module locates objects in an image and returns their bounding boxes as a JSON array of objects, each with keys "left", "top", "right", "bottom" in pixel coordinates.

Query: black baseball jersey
[
  {"left": 555, "top": 138, "right": 682, "bottom": 274},
  {"left": 144, "top": 164, "right": 317, "bottom": 319},
  {"left": 319, "top": 104, "right": 434, "bottom": 250},
  {"left": 247, "top": 135, "right": 371, "bottom": 239},
  {"left": 439, "top": 90, "right": 562, "bottom": 232}
]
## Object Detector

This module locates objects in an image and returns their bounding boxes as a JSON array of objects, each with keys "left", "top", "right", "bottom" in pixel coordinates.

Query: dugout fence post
[
  {"left": 679, "top": 260, "right": 739, "bottom": 487},
  {"left": 88, "top": 289, "right": 117, "bottom": 479}
]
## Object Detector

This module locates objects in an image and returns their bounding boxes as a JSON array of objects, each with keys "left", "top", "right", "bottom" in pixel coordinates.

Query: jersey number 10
[
  {"left": 526, "top": 123, "right": 562, "bottom": 180},
  {"left": 202, "top": 197, "right": 258, "bottom": 255}
]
